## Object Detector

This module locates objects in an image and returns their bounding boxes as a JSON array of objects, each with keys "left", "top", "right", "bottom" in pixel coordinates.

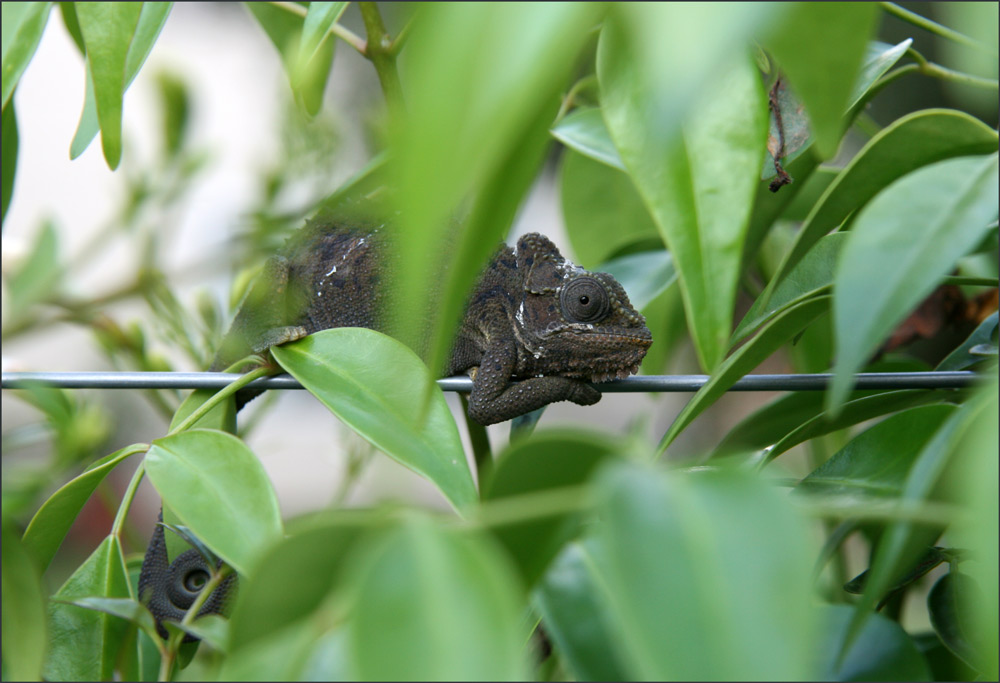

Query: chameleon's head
[{"left": 513, "top": 234, "right": 653, "bottom": 382}]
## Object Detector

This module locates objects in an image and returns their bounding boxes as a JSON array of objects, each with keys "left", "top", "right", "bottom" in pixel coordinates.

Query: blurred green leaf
[
  {"left": 58, "top": 1, "right": 84, "bottom": 53},
  {"left": 2, "top": 520, "right": 47, "bottom": 681},
  {"left": 1, "top": 1, "right": 52, "bottom": 108},
  {"left": 298, "top": 1, "right": 346, "bottom": 67},
  {"left": 271, "top": 328, "right": 477, "bottom": 513},
  {"left": 163, "top": 614, "right": 229, "bottom": 652},
  {"left": 23, "top": 443, "right": 146, "bottom": 572},
  {"left": 763, "top": 109, "right": 999, "bottom": 307},
  {"left": 75, "top": 2, "right": 144, "bottom": 168},
  {"left": 390, "top": 2, "right": 600, "bottom": 377},
  {"left": 658, "top": 295, "right": 830, "bottom": 455},
  {"left": 819, "top": 604, "right": 931, "bottom": 681},
  {"left": 829, "top": 154, "right": 999, "bottom": 413},
  {"left": 71, "top": 2, "right": 173, "bottom": 160},
  {"left": 246, "top": 2, "right": 334, "bottom": 119},
  {"left": 145, "top": 429, "right": 283, "bottom": 575},
  {"left": 560, "top": 148, "right": 659, "bottom": 269},
  {"left": 796, "top": 405, "right": 956, "bottom": 498},
  {"left": 937, "top": 311, "right": 999, "bottom": 370},
  {"left": 600, "top": 38, "right": 768, "bottom": 371},
  {"left": 12, "top": 383, "right": 112, "bottom": 467},
  {"left": 533, "top": 540, "right": 631, "bottom": 682},
  {"left": 155, "top": 71, "right": 189, "bottom": 157},
  {"left": 762, "top": 3, "right": 879, "bottom": 158},
  {"left": 734, "top": 232, "right": 845, "bottom": 343},
  {"left": 1, "top": 99, "right": 17, "bottom": 223},
  {"left": 44, "top": 536, "right": 131, "bottom": 681},
  {"left": 4, "top": 220, "right": 60, "bottom": 323},
  {"left": 551, "top": 107, "right": 624, "bottom": 170},
  {"left": 219, "top": 617, "right": 336, "bottom": 682},
  {"left": 592, "top": 461, "right": 821, "bottom": 680},
  {"left": 346, "top": 515, "right": 529, "bottom": 680},
  {"left": 481, "top": 430, "right": 619, "bottom": 586},
  {"left": 598, "top": 249, "right": 676, "bottom": 313},
  {"left": 927, "top": 572, "right": 991, "bottom": 671}
]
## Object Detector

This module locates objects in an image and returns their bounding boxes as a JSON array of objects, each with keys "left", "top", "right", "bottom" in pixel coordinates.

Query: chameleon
[{"left": 138, "top": 217, "right": 653, "bottom": 637}]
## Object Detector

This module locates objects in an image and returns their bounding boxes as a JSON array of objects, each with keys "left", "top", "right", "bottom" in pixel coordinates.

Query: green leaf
[
  {"left": 298, "top": 1, "right": 346, "bottom": 68},
  {"left": 1, "top": 99, "right": 17, "bottom": 223},
  {"left": 481, "top": 430, "right": 619, "bottom": 586},
  {"left": 657, "top": 295, "right": 830, "bottom": 455},
  {"left": 559, "top": 148, "right": 659, "bottom": 269},
  {"left": 71, "top": 2, "right": 172, "bottom": 160},
  {"left": 829, "top": 154, "right": 999, "bottom": 413},
  {"left": 23, "top": 443, "right": 146, "bottom": 572},
  {"left": 271, "top": 328, "right": 477, "bottom": 513},
  {"left": 766, "top": 390, "right": 955, "bottom": 466},
  {"left": 928, "top": 572, "right": 991, "bottom": 671},
  {"left": 75, "top": 2, "right": 144, "bottom": 169},
  {"left": 734, "top": 232, "right": 845, "bottom": 343},
  {"left": 59, "top": 596, "right": 159, "bottom": 643},
  {"left": 762, "top": 3, "right": 879, "bottom": 158},
  {"left": 849, "top": 387, "right": 995, "bottom": 657},
  {"left": 219, "top": 618, "right": 336, "bottom": 682},
  {"left": 346, "top": 515, "right": 529, "bottom": 680},
  {"left": 228, "top": 510, "right": 375, "bottom": 648},
  {"left": 58, "top": 1, "right": 84, "bottom": 53},
  {"left": 796, "top": 405, "right": 956, "bottom": 498},
  {"left": 3, "top": 220, "right": 60, "bottom": 324},
  {"left": 390, "top": 3, "right": 601, "bottom": 378},
  {"left": 818, "top": 604, "right": 931, "bottom": 681},
  {"left": 592, "top": 461, "right": 821, "bottom": 680},
  {"left": 600, "top": 42, "right": 769, "bottom": 371},
  {"left": 598, "top": 249, "right": 676, "bottom": 312},
  {"left": 533, "top": 540, "right": 631, "bottom": 682},
  {"left": 846, "top": 39, "right": 913, "bottom": 112},
  {"left": 937, "top": 311, "right": 999, "bottom": 370},
  {"left": 144, "top": 429, "right": 283, "bottom": 575},
  {"left": 762, "top": 109, "right": 1000, "bottom": 306},
  {"left": 2, "top": 521, "right": 47, "bottom": 681},
  {"left": 44, "top": 536, "right": 131, "bottom": 681},
  {"left": 550, "top": 107, "right": 624, "bottom": 170},
  {"left": 1, "top": 2, "right": 52, "bottom": 108},
  {"left": 168, "top": 387, "right": 236, "bottom": 433}
]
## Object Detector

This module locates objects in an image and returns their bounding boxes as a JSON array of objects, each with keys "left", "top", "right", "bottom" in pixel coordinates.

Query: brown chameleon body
[{"left": 140, "top": 219, "right": 651, "bottom": 637}]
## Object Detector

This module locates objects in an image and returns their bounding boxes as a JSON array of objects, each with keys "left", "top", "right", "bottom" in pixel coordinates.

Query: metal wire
[{"left": 0, "top": 370, "right": 983, "bottom": 393}]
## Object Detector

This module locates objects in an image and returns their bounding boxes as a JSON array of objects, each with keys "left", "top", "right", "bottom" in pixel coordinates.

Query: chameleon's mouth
[{"left": 590, "top": 361, "right": 642, "bottom": 384}]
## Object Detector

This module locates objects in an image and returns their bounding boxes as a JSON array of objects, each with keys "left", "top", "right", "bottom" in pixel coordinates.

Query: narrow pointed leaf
[
  {"left": 2, "top": 99, "right": 18, "bottom": 222},
  {"left": 145, "top": 429, "right": 283, "bottom": 575},
  {"left": 271, "top": 328, "right": 477, "bottom": 513},
  {"left": 829, "top": 154, "right": 999, "bottom": 413},
  {"left": 1, "top": 2, "right": 52, "bottom": 108}
]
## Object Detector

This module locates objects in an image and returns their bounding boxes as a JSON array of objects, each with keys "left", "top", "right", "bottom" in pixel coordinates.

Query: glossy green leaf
[
  {"left": 61, "top": 596, "right": 158, "bottom": 643},
  {"left": 560, "top": 148, "right": 659, "bottom": 269},
  {"left": 481, "top": 430, "right": 619, "bottom": 586},
  {"left": 550, "top": 107, "right": 624, "bottom": 170},
  {"left": 657, "top": 295, "right": 830, "bottom": 455},
  {"left": 766, "top": 390, "right": 955, "bottom": 466},
  {"left": 846, "top": 39, "right": 913, "bottom": 112},
  {"left": 734, "top": 232, "right": 845, "bottom": 343},
  {"left": 168, "top": 387, "right": 236, "bottom": 433},
  {"left": 849, "top": 387, "right": 995, "bottom": 656},
  {"left": 44, "top": 536, "right": 131, "bottom": 681},
  {"left": 762, "top": 3, "right": 879, "bottom": 158},
  {"left": 298, "top": 1, "right": 346, "bottom": 66},
  {"left": 145, "top": 429, "right": 283, "bottom": 575},
  {"left": 593, "top": 461, "right": 821, "bottom": 680},
  {"left": 796, "top": 405, "right": 956, "bottom": 498},
  {"left": 2, "top": 521, "right": 47, "bottom": 681},
  {"left": 829, "top": 154, "right": 999, "bottom": 413},
  {"left": 762, "top": 109, "right": 999, "bottom": 306},
  {"left": 22, "top": 443, "right": 146, "bottom": 572},
  {"left": 937, "top": 311, "right": 999, "bottom": 370},
  {"left": 598, "top": 249, "right": 676, "bottom": 312},
  {"left": 228, "top": 510, "right": 374, "bottom": 648},
  {"left": 76, "top": 2, "right": 144, "bottom": 169},
  {"left": 1, "top": 99, "right": 17, "bottom": 223},
  {"left": 272, "top": 328, "right": 476, "bottom": 512},
  {"left": 818, "top": 604, "right": 931, "bottom": 681},
  {"left": 944, "top": 377, "right": 998, "bottom": 680},
  {"left": 533, "top": 540, "right": 631, "bottom": 682},
  {"left": 391, "top": 2, "right": 601, "bottom": 377},
  {"left": 219, "top": 617, "right": 334, "bottom": 682},
  {"left": 346, "top": 516, "right": 529, "bottom": 680},
  {"left": 71, "top": 2, "right": 172, "bottom": 159},
  {"left": 1, "top": 2, "right": 52, "bottom": 108},
  {"left": 600, "top": 39, "right": 768, "bottom": 371}
]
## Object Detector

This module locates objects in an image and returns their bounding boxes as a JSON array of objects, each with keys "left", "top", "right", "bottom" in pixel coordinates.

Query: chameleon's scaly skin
[{"left": 141, "top": 220, "right": 652, "bottom": 637}]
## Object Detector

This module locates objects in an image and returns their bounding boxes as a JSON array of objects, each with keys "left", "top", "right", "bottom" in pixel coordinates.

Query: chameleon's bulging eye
[
  {"left": 561, "top": 277, "right": 610, "bottom": 323},
  {"left": 184, "top": 568, "right": 210, "bottom": 593}
]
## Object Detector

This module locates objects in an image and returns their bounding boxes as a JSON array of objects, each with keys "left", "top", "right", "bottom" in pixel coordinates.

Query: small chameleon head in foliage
[{"left": 511, "top": 233, "right": 652, "bottom": 383}]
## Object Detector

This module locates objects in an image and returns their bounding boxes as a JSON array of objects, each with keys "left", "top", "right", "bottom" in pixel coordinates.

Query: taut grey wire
[{"left": 0, "top": 370, "right": 982, "bottom": 393}]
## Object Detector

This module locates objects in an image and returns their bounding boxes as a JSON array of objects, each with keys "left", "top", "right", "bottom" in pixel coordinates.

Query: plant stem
[
  {"left": 267, "top": 1, "right": 367, "bottom": 54},
  {"left": 167, "top": 365, "right": 273, "bottom": 435},
  {"left": 359, "top": 2, "right": 405, "bottom": 112},
  {"left": 110, "top": 449, "right": 152, "bottom": 540},
  {"left": 880, "top": 2, "right": 998, "bottom": 56}
]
